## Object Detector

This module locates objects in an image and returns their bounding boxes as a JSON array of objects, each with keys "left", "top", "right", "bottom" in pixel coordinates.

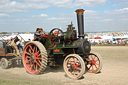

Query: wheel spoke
[
  {"left": 92, "top": 65, "right": 94, "bottom": 71},
  {"left": 91, "top": 55, "right": 94, "bottom": 60},
  {"left": 88, "top": 65, "right": 92, "bottom": 70},
  {"left": 57, "top": 30, "right": 59, "bottom": 36},
  {"left": 29, "top": 66, "right": 32, "bottom": 71},
  {"left": 94, "top": 64, "right": 98, "bottom": 69},
  {"left": 33, "top": 46, "right": 36, "bottom": 53},
  {"left": 32, "top": 64, "right": 36, "bottom": 70},
  {"left": 68, "top": 59, "right": 72, "bottom": 65},
  {"left": 36, "top": 64, "right": 38, "bottom": 70},
  {"left": 72, "top": 71, "right": 76, "bottom": 75},
  {"left": 25, "top": 52, "right": 31, "bottom": 55},
  {"left": 26, "top": 55, "right": 31, "bottom": 58},
  {"left": 73, "top": 57, "right": 77, "bottom": 64},
  {"left": 28, "top": 45, "right": 34, "bottom": 53},
  {"left": 36, "top": 57, "right": 42, "bottom": 60},
  {"left": 25, "top": 57, "right": 29, "bottom": 63},
  {"left": 96, "top": 63, "right": 100, "bottom": 65},
  {"left": 30, "top": 62, "right": 32, "bottom": 66},
  {"left": 37, "top": 53, "right": 41, "bottom": 57},
  {"left": 76, "top": 67, "right": 81, "bottom": 71},
  {"left": 95, "top": 60, "right": 99, "bottom": 62},
  {"left": 35, "top": 47, "right": 38, "bottom": 53},
  {"left": 29, "top": 48, "right": 32, "bottom": 53},
  {"left": 93, "top": 55, "right": 95, "bottom": 60},
  {"left": 37, "top": 50, "right": 40, "bottom": 54},
  {"left": 26, "top": 59, "right": 31, "bottom": 64},
  {"left": 36, "top": 61, "right": 41, "bottom": 67},
  {"left": 28, "top": 45, "right": 33, "bottom": 50},
  {"left": 73, "top": 72, "right": 78, "bottom": 75},
  {"left": 73, "top": 57, "right": 75, "bottom": 63},
  {"left": 38, "top": 60, "right": 42, "bottom": 65}
]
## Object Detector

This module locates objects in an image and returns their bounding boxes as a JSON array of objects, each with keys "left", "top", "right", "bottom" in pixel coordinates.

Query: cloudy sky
[{"left": 0, "top": 0, "right": 128, "bottom": 32}]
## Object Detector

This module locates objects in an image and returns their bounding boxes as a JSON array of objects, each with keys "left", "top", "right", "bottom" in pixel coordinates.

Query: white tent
[
  {"left": 101, "top": 36, "right": 113, "bottom": 40},
  {"left": 0, "top": 37, "right": 2, "bottom": 41},
  {"left": 3, "top": 34, "right": 34, "bottom": 41},
  {"left": 19, "top": 34, "right": 34, "bottom": 41}
]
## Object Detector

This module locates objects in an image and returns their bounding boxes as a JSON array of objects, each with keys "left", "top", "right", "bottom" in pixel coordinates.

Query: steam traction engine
[{"left": 22, "top": 9, "right": 103, "bottom": 79}]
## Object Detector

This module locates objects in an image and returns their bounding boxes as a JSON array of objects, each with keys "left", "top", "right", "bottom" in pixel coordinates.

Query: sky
[{"left": 0, "top": 0, "right": 128, "bottom": 32}]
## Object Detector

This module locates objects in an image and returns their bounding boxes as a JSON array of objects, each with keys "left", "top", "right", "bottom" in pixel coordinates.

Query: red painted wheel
[
  {"left": 63, "top": 54, "right": 85, "bottom": 79},
  {"left": 87, "top": 52, "right": 103, "bottom": 73},
  {"left": 23, "top": 41, "right": 47, "bottom": 74}
]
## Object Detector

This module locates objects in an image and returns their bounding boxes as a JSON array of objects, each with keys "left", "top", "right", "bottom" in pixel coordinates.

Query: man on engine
[{"left": 34, "top": 28, "right": 46, "bottom": 38}]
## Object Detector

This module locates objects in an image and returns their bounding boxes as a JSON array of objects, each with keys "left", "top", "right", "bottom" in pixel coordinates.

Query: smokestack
[{"left": 75, "top": 9, "right": 85, "bottom": 39}]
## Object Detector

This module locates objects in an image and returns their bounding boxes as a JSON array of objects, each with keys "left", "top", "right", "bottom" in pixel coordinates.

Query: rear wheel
[
  {"left": 63, "top": 54, "right": 85, "bottom": 79},
  {"left": 23, "top": 41, "right": 48, "bottom": 74},
  {"left": 1, "top": 58, "right": 9, "bottom": 69},
  {"left": 87, "top": 52, "right": 103, "bottom": 73}
]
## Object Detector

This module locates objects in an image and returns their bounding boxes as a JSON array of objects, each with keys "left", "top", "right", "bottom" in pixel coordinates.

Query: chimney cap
[{"left": 75, "top": 9, "right": 85, "bottom": 14}]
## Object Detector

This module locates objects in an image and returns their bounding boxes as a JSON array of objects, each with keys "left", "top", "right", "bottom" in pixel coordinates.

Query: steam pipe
[{"left": 75, "top": 9, "right": 85, "bottom": 39}]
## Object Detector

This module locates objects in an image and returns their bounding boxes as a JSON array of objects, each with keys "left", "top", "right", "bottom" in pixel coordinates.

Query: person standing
[{"left": 16, "top": 38, "right": 23, "bottom": 55}]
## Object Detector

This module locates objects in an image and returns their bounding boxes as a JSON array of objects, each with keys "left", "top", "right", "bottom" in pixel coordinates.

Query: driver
[
  {"left": 34, "top": 28, "right": 46, "bottom": 38},
  {"left": 39, "top": 28, "right": 46, "bottom": 35},
  {"left": 34, "top": 28, "right": 41, "bottom": 38}
]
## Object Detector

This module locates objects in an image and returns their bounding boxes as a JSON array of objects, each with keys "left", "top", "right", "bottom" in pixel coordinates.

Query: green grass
[
  {"left": 0, "top": 78, "right": 31, "bottom": 85},
  {"left": 0, "top": 78, "right": 61, "bottom": 85}
]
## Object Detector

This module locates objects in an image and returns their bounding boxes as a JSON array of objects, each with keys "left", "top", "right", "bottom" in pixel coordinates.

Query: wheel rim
[
  {"left": 1, "top": 58, "right": 8, "bottom": 69},
  {"left": 23, "top": 43, "right": 42, "bottom": 74},
  {"left": 64, "top": 55, "right": 85, "bottom": 79},
  {"left": 87, "top": 53, "right": 101, "bottom": 73},
  {"left": 1, "top": 60, "right": 6, "bottom": 68}
]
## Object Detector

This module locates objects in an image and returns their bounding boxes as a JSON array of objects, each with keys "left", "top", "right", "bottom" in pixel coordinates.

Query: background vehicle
[{"left": 0, "top": 37, "right": 22, "bottom": 69}]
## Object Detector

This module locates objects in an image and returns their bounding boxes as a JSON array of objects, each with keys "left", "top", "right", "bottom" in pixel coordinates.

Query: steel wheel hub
[
  {"left": 90, "top": 60, "right": 96, "bottom": 65},
  {"left": 69, "top": 63, "right": 78, "bottom": 71},
  {"left": 30, "top": 53, "right": 35, "bottom": 62}
]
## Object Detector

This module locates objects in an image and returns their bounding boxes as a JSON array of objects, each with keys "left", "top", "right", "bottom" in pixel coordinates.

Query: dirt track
[{"left": 0, "top": 46, "right": 128, "bottom": 85}]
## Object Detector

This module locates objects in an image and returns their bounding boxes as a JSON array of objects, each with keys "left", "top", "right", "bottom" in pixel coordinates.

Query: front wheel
[
  {"left": 86, "top": 52, "right": 103, "bottom": 73},
  {"left": 63, "top": 54, "right": 85, "bottom": 79},
  {"left": 1, "top": 58, "right": 9, "bottom": 69}
]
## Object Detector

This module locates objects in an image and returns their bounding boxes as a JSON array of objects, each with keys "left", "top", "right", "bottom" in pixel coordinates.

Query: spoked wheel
[
  {"left": 87, "top": 52, "right": 103, "bottom": 73},
  {"left": 63, "top": 54, "right": 85, "bottom": 79},
  {"left": 1, "top": 58, "right": 9, "bottom": 69},
  {"left": 23, "top": 41, "right": 48, "bottom": 74}
]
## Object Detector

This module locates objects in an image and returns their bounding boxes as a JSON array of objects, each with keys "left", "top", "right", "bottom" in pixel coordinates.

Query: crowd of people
[
  {"left": 87, "top": 31, "right": 128, "bottom": 45},
  {"left": 89, "top": 39, "right": 127, "bottom": 45}
]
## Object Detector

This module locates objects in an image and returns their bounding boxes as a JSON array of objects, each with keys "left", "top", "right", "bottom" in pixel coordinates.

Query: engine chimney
[{"left": 75, "top": 9, "right": 85, "bottom": 39}]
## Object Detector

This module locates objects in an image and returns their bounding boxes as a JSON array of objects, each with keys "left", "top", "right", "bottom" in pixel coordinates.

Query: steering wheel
[{"left": 49, "top": 28, "right": 64, "bottom": 44}]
